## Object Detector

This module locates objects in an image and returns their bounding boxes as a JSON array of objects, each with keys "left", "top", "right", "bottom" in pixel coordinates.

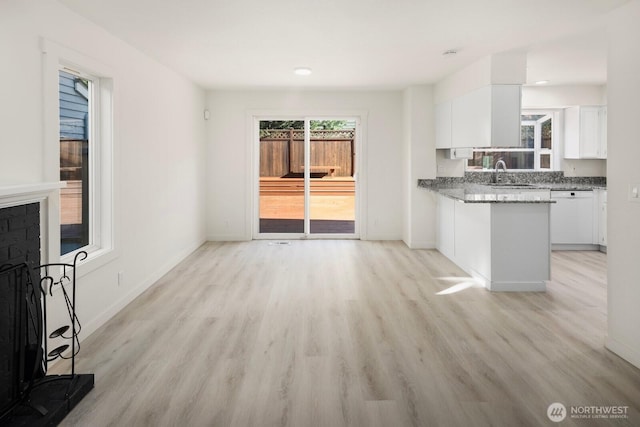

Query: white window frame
[
  {"left": 523, "top": 112, "right": 553, "bottom": 170},
  {"left": 468, "top": 110, "right": 558, "bottom": 171},
  {"left": 42, "top": 39, "right": 116, "bottom": 276}
]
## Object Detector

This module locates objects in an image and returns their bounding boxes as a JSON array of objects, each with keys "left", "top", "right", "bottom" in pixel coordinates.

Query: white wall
[
  {"left": 522, "top": 85, "right": 606, "bottom": 109},
  {"left": 434, "top": 56, "right": 493, "bottom": 105},
  {"left": 206, "top": 90, "right": 403, "bottom": 241},
  {"left": 402, "top": 86, "right": 437, "bottom": 248},
  {"left": 434, "top": 53, "right": 527, "bottom": 104},
  {"left": 435, "top": 150, "right": 467, "bottom": 177},
  {"left": 0, "top": 0, "right": 207, "bottom": 340},
  {"left": 605, "top": 0, "right": 640, "bottom": 369}
]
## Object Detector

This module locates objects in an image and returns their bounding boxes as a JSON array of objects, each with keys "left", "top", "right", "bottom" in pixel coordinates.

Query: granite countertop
[
  {"left": 425, "top": 183, "right": 555, "bottom": 204},
  {"left": 418, "top": 172, "right": 607, "bottom": 204},
  {"left": 542, "top": 183, "right": 607, "bottom": 191}
]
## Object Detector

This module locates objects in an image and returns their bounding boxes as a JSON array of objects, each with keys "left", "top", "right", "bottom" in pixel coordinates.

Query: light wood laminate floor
[{"left": 54, "top": 241, "right": 640, "bottom": 426}]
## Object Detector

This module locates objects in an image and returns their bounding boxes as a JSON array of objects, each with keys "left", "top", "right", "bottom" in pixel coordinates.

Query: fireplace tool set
[{"left": 0, "top": 251, "right": 94, "bottom": 426}]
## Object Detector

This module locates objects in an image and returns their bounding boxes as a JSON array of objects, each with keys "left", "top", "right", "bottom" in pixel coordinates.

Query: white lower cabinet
[
  {"left": 453, "top": 201, "right": 492, "bottom": 281},
  {"left": 436, "top": 195, "right": 455, "bottom": 259},
  {"left": 436, "top": 194, "right": 550, "bottom": 292},
  {"left": 596, "top": 189, "right": 607, "bottom": 247},
  {"left": 550, "top": 190, "right": 595, "bottom": 247}
]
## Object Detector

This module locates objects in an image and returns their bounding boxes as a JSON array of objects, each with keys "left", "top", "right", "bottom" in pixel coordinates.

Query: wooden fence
[
  {"left": 260, "top": 129, "right": 355, "bottom": 177},
  {"left": 60, "top": 140, "right": 86, "bottom": 181}
]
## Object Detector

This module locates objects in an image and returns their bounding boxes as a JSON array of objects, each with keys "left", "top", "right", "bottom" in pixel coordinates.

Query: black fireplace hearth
[{"left": 2, "top": 374, "right": 95, "bottom": 427}]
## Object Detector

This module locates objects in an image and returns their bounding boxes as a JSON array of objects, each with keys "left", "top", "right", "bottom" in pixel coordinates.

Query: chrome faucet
[{"left": 494, "top": 159, "right": 507, "bottom": 183}]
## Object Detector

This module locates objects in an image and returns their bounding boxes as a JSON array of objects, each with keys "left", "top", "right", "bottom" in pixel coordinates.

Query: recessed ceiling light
[
  {"left": 294, "top": 67, "right": 312, "bottom": 76},
  {"left": 535, "top": 80, "right": 549, "bottom": 85}
]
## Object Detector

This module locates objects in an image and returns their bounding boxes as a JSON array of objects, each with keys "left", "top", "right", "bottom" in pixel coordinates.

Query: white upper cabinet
[
  {"left": 451, "top": 86, "right": 491, "bottom": 148},
  {"left": 489, "top": 85, "right": 523, "bottom": 148},
  {"left": 564, "top": 106, "right": 607, "bottom": 159},
  {"left": 435, "top": 100, "right": 452, "bottom": 149},
  {"left": 441, "top": 84, "right": 521, "bottom": 148}
]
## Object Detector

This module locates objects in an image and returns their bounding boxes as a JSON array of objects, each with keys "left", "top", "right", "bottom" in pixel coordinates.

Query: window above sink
[{"left": 466, "top": 110, "right": 560, "bottom": 171}]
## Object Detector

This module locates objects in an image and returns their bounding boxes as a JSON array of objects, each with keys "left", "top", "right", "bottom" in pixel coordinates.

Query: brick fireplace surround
[{"left": 0, "top": 182, "right": 94, "bottom": 425}]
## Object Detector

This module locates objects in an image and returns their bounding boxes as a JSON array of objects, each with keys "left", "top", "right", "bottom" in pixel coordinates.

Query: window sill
[{"left": 60, "top": 246, "right": 118, "bottom": 279}]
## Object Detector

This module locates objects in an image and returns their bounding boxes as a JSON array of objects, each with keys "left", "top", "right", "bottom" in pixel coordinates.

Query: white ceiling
[
  {"left": 525, "top": 29, "right": 609, "bottom": 86},
  {"left": 58, "top": 0, "right": 628, "bottom": 89}
]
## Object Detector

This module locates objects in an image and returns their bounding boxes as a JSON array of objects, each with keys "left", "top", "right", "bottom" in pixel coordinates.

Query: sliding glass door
[
  {"left": 258, "top": 120, "right": 305, "bottom": 234},
  {"left": 308, "top": 119, "right": 356, "bottom": 234},
  {"left": 257, "top": 118, "right": 357, "bottom": 238}
]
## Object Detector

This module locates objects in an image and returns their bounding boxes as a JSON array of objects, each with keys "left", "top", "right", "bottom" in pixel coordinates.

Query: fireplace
[
  {"left": 0, "top": 183, "right": 94, "bottom": 426},
  {"left": 0, "top": 203, "right": 44, "bottom": 417}
]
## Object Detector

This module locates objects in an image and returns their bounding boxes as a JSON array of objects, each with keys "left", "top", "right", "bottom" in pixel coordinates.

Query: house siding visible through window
[{"left": 59, "top": 71, "right": 88, "bottom": 140}]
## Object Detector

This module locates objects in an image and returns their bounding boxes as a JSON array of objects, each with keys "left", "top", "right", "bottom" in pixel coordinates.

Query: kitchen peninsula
[{"left": 421, "top": 180, "right": 554, "bottom": 292}]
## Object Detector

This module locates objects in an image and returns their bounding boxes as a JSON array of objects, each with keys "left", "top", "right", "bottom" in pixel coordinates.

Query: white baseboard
[
  {"left": 207, "top": 234, "right": 250, "bottom": 241},
  {"left": 402, "top": 239, "right": 437, "bottom": 249},
  {"left": 606, "top": 336, "right": 640, "bottom": 370},
  {"left": 364, "top": 233, "right": 402, "bottom": 241},
  {"left": 488, "top": 281, "right": 547, "bottom": 292},
  {"left": 551, "top": 244, "right": 599, "bottom": 251},
  {"left": 80, "top": 238, "right": 206, "bottom": 341}
]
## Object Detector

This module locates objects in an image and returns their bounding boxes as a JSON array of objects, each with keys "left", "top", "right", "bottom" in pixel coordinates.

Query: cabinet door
[
  {"left": 579, "top": 107, "right": 600, "bottom": 158},
  {"left": 452, "top": 86, "right": 491, "bottom": 148},
  {"left": 435, "top": 101, "right": 452, "bottom": 149},
  {"left": 564, "top": 106, "right": 580, "bottom": 159},
  {"left": 575, "top": 194, "right": 595, "bottom": 244},
  {"left": 599, "top": 190, "right": 607, "bottom": 246},
  {"left": 437, "top": 195, "right": 455, "bottom": 259},
  {"left": 490, "top": 85, "right": 522, "bottom": 147},
  {"left": 551, "top": 197, "right": 573, "bottom": 243},
  {"left": 599, "top": 106, "right": 607, "bottom": 159},
  {"left": 564, "top": 106, "right": 606, "bottom": 159}
]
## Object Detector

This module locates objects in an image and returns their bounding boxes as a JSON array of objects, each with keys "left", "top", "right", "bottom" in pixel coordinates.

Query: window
[
  {"left": 59, "top": 69, "right": 93, "bottom": 255},
  {"left": 467, "top": 111, "right": 555, "bottom": 171},
  {"left": 43, "top": 39, "right": 115, "bottom": 269},
  {"left": 57, "top": 63, "right": 113, "bottom": 261}
]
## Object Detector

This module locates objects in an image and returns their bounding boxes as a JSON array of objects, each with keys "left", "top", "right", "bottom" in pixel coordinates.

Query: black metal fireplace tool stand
[{"left": 2, "top": 251, "right": 94, "bottom": 426}]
